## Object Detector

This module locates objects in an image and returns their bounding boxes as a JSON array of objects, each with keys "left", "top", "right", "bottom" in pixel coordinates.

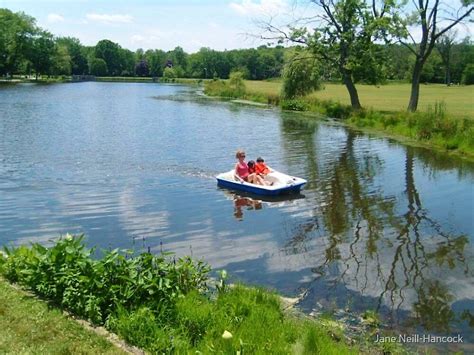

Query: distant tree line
[{"left": 1, "top": 8, "right": 473, "bottom": 86}]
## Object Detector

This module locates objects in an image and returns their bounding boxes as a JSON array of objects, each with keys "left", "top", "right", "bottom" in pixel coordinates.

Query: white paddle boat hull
[{"left": 216, "top": 170, "right": 307, "bottom": 196}]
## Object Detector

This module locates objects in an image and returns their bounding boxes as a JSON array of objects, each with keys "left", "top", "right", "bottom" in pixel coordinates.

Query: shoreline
[
  {"left": 0, "top": 238, "right": 381, "bottom": 353},
  {"left": 203, "top": 81, "right": 474, "bottom": 162}
]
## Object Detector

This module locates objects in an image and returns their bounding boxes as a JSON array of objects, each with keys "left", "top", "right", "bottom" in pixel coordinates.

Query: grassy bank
[
  {"left": 205, "top": 79, "right": 474, "bottom": 158},
  {"left": 0, "top": 236, "right": 382, "bottom": 354},
  {"left": 0, "top": 279, "right": 126, "bottom": 354},
  {"left": 245, "top": 80, "right": 474, "bottom": 118}
]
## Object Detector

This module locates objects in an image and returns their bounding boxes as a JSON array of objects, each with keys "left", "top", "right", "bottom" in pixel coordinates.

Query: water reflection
[
  {"left": 218, "top": 189, "right": 306, "bottom": 221},
  {"left": 279, "top": 115, "right": 473, "bottom": 343},
  {"left": 233, "top": 196, "right": 263, "bottom": 220}
]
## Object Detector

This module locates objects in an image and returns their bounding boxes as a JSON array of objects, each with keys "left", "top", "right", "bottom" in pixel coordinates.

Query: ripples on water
[{"left": 0, "top": 82, "right": 473, "bottom": 351}]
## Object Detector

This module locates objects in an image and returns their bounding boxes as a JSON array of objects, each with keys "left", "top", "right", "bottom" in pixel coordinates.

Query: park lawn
[
  {"left": 245, "top": 80, "right": 474, "bottom": 118},
  {"left": 0, "top": 279, "right": 127, "bottom": 355}
]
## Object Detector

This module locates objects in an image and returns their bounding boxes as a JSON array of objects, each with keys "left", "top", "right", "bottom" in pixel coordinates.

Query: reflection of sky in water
[{"left": 1, "top": 82, "right": 473, "bottom": 349}]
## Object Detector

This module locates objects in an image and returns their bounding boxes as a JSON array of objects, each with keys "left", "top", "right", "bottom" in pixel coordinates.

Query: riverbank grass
[
  {"left": 108, "top": 286, "right": 357, "bottom": 354},
  {"left": 205, "top": 79, "right": 474, "bottom": 158},
  {"left": 0, "top": 279, "right": 125, "bottom": 354},
  {"left": 0, "top": 236, "right": 361, "bottom": 354}
]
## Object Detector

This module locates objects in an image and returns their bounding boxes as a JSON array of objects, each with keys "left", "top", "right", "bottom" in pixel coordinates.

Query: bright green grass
[
  {"left": 109, "top": 286, "right": 360, "bottom": 354},
  {"left": 245, "top": 80, "right": 474, "bottom": 118},
  {"left": 0, "top": 279, "right": 126, "bottom": 355}
]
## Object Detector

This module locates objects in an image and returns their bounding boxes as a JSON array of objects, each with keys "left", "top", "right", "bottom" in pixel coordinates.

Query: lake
[{"left": 1, "top": 82, "right": 473, "bottom": 351}]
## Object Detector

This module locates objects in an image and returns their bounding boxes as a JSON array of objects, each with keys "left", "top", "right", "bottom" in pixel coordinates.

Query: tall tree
[
  {"left": 56, "top": 37, "right": 88, "bottom": 75},
  {"left": 145, "top": 49, "right": 166, "bottom": 77},
  {"left": 52, "top": 43, "right": 71, "bottom": 75},
  {"left": 436, "top": 30, "right": 457, "bottom": 86},
  {"left": 29, "top": 30, "right": 55, "bottom": 79},
  {"left": 119, "top": 48, "right": 135, "bottom": 76},
  {"left": 261, "top": 0, "right": 402, "bottom": 109},
  {"left": 135, "top": 59, "right": 149, "bottom": 76},
  {"left": 400, "top": 0, "right": 473, "bottom": 111},
  {"left": 94, "top": 39, "right": 122, "bottom": 76},
  {"left": 89, "top": 57, "right": 107, "bottom": 76},
  {"left": 0, "top": 9, "right": 36, "bottom": 76}
]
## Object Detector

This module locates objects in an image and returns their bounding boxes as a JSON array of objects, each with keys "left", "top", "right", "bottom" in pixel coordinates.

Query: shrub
[
  {"left": 163, "top": 67, "right": 177, "bottom": 80},
  {"left": 381, "top": 115, "right": 400, "bottom": 128},
  {"left": 0, "top": 235, "right": 210, "bottom": 324},
  {"left": 228, "top": 71, "right": 246, "bottom": 97},
  {"left": 203, "top": 73, "right": 246, "bottom": 99},
  {"left": 281, "top": 99, "right": 308, "bottom": 111},
  {"left": 323, "top": 101, "right": 352, "bottom": 119}
]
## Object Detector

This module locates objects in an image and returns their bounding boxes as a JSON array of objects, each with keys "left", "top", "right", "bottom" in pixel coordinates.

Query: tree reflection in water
[{"left": 279, "top": 114, "right": 473, "bottom": 338}]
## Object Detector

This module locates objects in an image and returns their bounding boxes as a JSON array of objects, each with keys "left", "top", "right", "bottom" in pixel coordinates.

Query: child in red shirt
[
  {"left": 247, "top": 160, "right": 256, "bottom": 174},
  {"left": 255, "top": 157, "right": 270, "bottom": 175}
]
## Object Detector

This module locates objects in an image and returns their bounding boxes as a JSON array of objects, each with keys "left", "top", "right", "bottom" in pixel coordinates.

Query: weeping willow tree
[{"left": 281, "top": 49, "right": 321, "bottom": 99}]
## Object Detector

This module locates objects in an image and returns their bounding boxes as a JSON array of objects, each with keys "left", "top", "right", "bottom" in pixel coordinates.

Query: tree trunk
[
  {"left": 446, "top": 59, "right": 451, "bottom": 86},
  {"left": 407, "top": 58, "right": 424, "bottom": 112},
  {"left": 342, "top": 70, "right": 362, "bottom": 110}
]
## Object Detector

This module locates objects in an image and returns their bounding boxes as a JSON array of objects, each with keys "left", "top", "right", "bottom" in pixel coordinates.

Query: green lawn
[
  {"left": 245, "top": 80, "right": 474, "bottom": 118},
  {"left": 0, "top": 279, "right": 127, "bottom": 355}
]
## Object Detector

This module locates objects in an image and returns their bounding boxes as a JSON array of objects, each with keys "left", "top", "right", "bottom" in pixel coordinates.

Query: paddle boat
[{"left": 216, "top": 170, "right": 307, "bottom": 196}]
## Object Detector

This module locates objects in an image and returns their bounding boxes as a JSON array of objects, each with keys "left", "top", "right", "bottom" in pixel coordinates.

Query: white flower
[{"left": 222, "top": 330, "right": 233, "bottom": 339}]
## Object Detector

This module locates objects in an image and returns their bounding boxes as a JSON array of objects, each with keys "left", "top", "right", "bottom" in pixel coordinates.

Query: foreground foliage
[
  {"left": 107, "top": 287, "right": 357, "bottom": 354},
  {"left": 0, "top": 236, "right": 358, "bottom": 353},
  {"left": 0, "top": 235, "right": 209, "bottom": 324}
]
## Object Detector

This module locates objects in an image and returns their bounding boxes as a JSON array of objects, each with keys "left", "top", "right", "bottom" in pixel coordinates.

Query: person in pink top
[{"left": 234, "top": 149, "right": 265, "bottom": 185}]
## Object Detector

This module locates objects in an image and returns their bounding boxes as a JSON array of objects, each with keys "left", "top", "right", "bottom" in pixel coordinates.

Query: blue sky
[
  {"left": 0, "top": 0, "right": 293, "bottom": 52},
  {"left": 1, "top": 0, "right": 472, "bottom": 53}
]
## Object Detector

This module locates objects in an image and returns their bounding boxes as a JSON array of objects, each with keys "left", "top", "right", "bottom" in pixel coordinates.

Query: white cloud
[
  {"left": 47, "top": 13, "right": 64, "bottom": 23},
  {"left": 86, "top": 13, "right": 133, "bottom": 24},
  {"left": 229, "top": 0, "right": 288, "bottom": 16},
  {"left": 131, "top": 34, "right": 145, "bottom": 43},
  {"left": 129, "top": 28, "right": 168, "bottom": 47}
]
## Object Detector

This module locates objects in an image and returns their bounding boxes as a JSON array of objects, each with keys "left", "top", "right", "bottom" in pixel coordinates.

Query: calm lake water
[{"left": 1, "top": 82, "right": 473, "bottom": 350}]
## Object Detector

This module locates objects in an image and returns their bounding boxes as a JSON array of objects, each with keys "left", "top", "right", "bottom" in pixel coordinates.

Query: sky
[
  {"left": 0, "top": 0, "right": 472, "bottom": 53},
  {"left": 0, "top": 0, "right": 295, "bottom": 52}
]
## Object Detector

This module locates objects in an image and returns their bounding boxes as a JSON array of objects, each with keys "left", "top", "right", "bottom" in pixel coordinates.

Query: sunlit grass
[
  {"left": 0, "top": 279, "right": 125, "bottom": 354},
  {"left": 109, "top": 286, "right": 359, "bottom": 354},
  {"left": 245, "top": 80, "right": 474, "bottom": 118}
]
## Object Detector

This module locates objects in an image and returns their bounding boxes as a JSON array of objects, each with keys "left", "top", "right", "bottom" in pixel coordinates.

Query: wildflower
[{"left": 222, "top": 330, "right": 233, "bottom": 339}]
